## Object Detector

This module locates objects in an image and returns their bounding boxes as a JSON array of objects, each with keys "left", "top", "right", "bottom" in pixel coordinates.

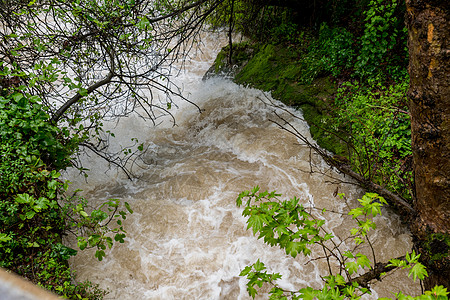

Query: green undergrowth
[
  {"left": 0, "top": 91, "right": 132, "bottom": 299},
  {"left": 236, "top": 187, "right": 449, "bottom": 299},
  {"left": 334, "top": 80, "right": 413, "bottom": 200}
]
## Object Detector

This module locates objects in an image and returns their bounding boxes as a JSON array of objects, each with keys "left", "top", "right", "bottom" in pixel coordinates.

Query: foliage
[
  {"left": 208, "top": 0, "right": 301, "bottom": 44},
  {"left": 422, "top": 233, "right": 450, "bottom": 264},
  {"left": 244, "top": 6, "right": 298, "bottom": 43},
  {"left": 236, "top": 187, "right": 449, "bottom": 299},
  {"left": 355, "top": 0, "right": 408, "bottom": 81},
  {"left": 300, "top": 23, "right": 356, "bottom": 83},
  {"left": 0, "top": 0, "right": 224, "bottom": 166},
  {"left": 217, "top": 0, "right": 407, "bottom": 83},
  {"left": 0, "top": 92, "right": 132, "bottom": 299},
  {"left": 63, "top": 195, "right": 133, "bottom": 262},
  {"left": 298, "top": 9, "right": 407, "bottom": 84},
  {"left": 333, "top": 80, "right": 413, "bottom": 200},
  {"left": 230, "top": 39, "right": 412, "bottom": 201},
  {"left": 270, "top": 20, "right": 301, "bottom": 45},
  {"left": 1, "top": 0, "right": 225, "bottom": 296},
  {"left": 0, "top": 92, "right": 77, "bottom": 172}
]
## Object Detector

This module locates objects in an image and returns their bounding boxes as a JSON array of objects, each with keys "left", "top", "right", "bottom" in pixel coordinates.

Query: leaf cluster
[
  {"left": 228, "top": 0, "right": 407, "bottom": 83},
  {"left": 237, "top": 186, "right": 332, "bottom": 258},
  {"left": 0, "top": 92, "right": 132, "bottom": 299},
  {"left": 355, "top": 0, "right": 408, "bottom": 81},
  {"left": 64, "top": 196, "right": 133, "bottom": 262},
  {"left": 237, "top": 188, "right": 449, "bottom": 299},
  {"left": 299, "top": 23, "right": 356, "bottom": 84},
  {"left": 333, "top": 81, "right": 413, "bottom": 201}
]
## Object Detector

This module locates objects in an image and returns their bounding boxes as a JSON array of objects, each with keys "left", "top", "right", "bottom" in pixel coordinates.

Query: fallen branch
[
  {"left": 328, "top": 158, "right": 416, "bottom": 217},
  {"left": 265, "top": 104, "right": 416, "bottom": 218}
]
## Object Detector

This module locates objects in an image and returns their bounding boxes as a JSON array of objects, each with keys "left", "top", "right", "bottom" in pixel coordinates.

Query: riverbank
[
  {"left": 205, "top": 42, "right": 346, "bottom": 157},
  {"left": 207, "top": 36, "right": 413, "bottom": 207}
]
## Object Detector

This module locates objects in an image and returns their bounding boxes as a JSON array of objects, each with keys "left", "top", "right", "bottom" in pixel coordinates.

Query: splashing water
[{"left": 66, "top": 31, "right": 420, "bottom": 299}]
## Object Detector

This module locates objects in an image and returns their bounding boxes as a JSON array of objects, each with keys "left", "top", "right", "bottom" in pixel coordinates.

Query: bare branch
[{"left": 256, "top": 95, "right": 416, "bottom": 217}]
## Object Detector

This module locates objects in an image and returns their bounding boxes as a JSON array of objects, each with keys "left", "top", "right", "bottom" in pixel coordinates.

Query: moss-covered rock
[
  {"left": 207, "top": 42, "right": 347, "bottom": 156},
  {"left": 203, "top": 42, "right": 258, "bottom": 80}
]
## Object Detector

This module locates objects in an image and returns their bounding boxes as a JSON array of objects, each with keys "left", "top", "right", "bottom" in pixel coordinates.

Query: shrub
[
  {"left": 0, "top": 92, "right": 131, "bottom": 299},
  {"left": 355, "top": 0, "right": 408, "bottom": 81},
  {"left": 300, "top": 23, "right": 355, "bottom": 83},
  {"left": 333, "top": 80, "right": 413, "bottom": 200}
]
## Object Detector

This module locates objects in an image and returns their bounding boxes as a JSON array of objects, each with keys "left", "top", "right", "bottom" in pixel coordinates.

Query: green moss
[
  {"left": 235, "top": 44, "right": 301, "bottom": 88},
  {"left": 214, "top": 49, "right": 228, "bottom": 73},
  {"left": 229, "top": 43, "right": 346, "bottom": 156},
  {"left": 210, "top": 42, "right": 258, "bottom": 75},
  {"left": 299, "top": 104, "right": 347, "bottom": 155}
]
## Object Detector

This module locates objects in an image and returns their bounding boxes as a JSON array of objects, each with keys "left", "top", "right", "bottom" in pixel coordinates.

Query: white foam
[{"left": 66, "top": 31, "right": 421, "bottom": 299}]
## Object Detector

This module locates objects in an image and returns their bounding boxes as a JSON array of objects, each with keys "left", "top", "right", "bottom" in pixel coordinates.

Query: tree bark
[{"left": 405, "top": 0, "right": 450, "bottom": 289}]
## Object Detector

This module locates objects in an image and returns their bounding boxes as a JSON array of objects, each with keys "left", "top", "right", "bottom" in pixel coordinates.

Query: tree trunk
[{"left": 405, "top": 0, "right": 450, "bottom": 289}]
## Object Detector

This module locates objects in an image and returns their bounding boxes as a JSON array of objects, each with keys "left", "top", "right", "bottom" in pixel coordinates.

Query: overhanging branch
[{"left": 50, "top": 71, "right": 114, "bottom": 124}]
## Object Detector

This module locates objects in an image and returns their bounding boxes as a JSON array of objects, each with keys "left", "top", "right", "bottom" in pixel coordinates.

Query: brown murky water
[{"left": 66, "top": 32, "right": 420, "bottom": 299}]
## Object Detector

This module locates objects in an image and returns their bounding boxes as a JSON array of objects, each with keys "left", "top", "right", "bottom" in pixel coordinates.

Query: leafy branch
[{"left": 237, "top": 187, "right": 448, "bottom": 299}]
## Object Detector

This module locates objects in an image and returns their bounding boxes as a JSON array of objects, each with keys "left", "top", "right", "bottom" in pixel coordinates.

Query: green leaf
[
  {"left": 356, "top": 254, "right": 371, "bottom": 269},
  {"left": 106, "top": 237, "right": 113, "bottom": 249},
  {"left": 88, "top": 235, "right": 101, "bottom": 247},
  {"left": 354, "top": 236, "right": 364, "bottom": 245},
  {"left": 346, "top": 261, "right": 358, "bottom": 275},
  {"left": 34, "top": 197, "right": 50, "bottom": 211},
  {"left": 388, "top": 258, "right": 407, "bottom": 268},
  {"left": 137, "top": 16, "right": 150, "bottom": 29},
  {"left": 124, "top": 202, "right": 133, "bottom": 214},
  {"left": 408, "top": 263, "right": 428, "bottom": 281},
  {"left": 91, "top": 209, "right": 108, "bottom": 221},
  {"left": 348, "top": 207, "right": 363, "bottom": 219},
  {"left": 254, "top": 259, "right": 266, "bottom": 272},
  {"left": 77, "top": 238, "right": 87, "bottom": 250},
  {"left": 406, "top": 250, "right": 420, "bottom": 264},
  {"left": 15, "top": 193, "right": 34, "bottom": 204},
  {"left": 0, "top": 233, "right": 12, "bottom": 244},
  {"left": 323, "top": 233, "right": 334, "bottom": 240},
  {"left": 360, "top": 219, "right": 376, "bottom": 233},
  {"left": 25, "top": 210, "right": 36, "bottom": 219},
  {"left": 240, "top": 266, "right": 252, "bottom": 276},
  {"left": 251, "top": 186, "right": 260, "bottom": 194},
  {"left": 95, "top": 250, "right": 106, "bottom": 261},
  {"left": 114, "top": 233, "right": 126, "bottom": 243},
  {"left": 247, "top": 214, "right": 265, "bottom": 235},
  {"left": 343, "top": 251, "right": 355, "bottom": 259},
  {"left": 78, "top": 88, "right": 88, "bottom": 96},
  {"left": 299, "top": 287, "right": 317, "bottom": 300},
  {"left": 12, "top": 93, "right": 23, "bottom": 102},
  {"left": 426, "top": 285, "right": 449, "bottom": 298},
  {"left": 50, "top": 170, "right": 60, "bottom": 179},
  {"left": 286, "top": 241, "right": 304, "bottom": 258}
]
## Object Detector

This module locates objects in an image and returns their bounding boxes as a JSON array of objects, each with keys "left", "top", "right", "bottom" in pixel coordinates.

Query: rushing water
[{"left": 66, "top": 31, "right": 420, "bottom": 299}]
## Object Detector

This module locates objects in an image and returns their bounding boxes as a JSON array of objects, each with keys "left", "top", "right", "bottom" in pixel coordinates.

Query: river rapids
[{"left": 65, "top": 31, "right": 421, "bottom": 299}]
